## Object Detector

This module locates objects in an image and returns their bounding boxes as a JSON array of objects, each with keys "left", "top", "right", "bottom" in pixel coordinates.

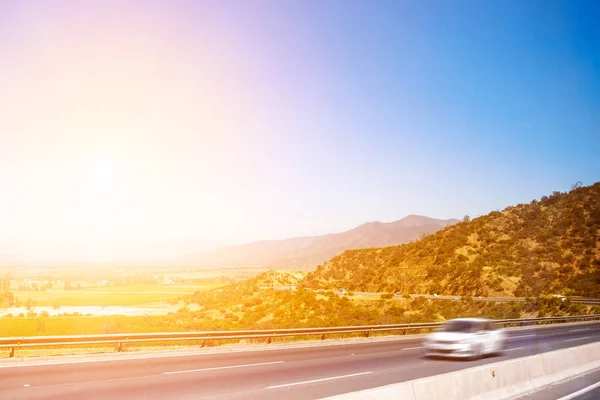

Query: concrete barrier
[{"left": 322, "top": 341, "right": 600, "bottom": 400}]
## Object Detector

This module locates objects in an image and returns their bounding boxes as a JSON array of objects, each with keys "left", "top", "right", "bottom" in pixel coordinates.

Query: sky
[{"left": 0, "top": 1, "right": 599, "bottom": 262}]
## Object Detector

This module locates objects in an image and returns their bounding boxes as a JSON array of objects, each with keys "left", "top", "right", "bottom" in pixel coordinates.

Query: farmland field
[
  {"left": 9, "top": 284, "right": 225, "bottom": 307},
  {"left": 11, "top": 291, "right": 179, "bottom": 306}
]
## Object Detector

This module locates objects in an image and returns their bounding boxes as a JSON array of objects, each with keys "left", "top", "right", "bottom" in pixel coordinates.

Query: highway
[
  {"left": 516, "top": 368, "right": 600, "bottom": 400},
  {"left": 350, "top": 292, "right": 600, "bottom": 305},
  {"left": 0, "top": 322, "right": 598, "bottom": 400}
]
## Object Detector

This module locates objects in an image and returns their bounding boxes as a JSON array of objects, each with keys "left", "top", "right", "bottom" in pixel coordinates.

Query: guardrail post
[
  {"left": 9, "top": 346, "right": 14, "bottom": 358},
  {"left": 321, "top": 333, "right": 326, "bottom": 340},
  {"left": 201, "top": 339, "right": 206, "bottom": 348},
  {"left": 117, "top": 342, "right": 124, "bottom": 352},
  {"left": 267, "top": 337, "right": 272, "bottom": 344},
  {"left": 365, "top": 331, "right": 369, "bottom": 338}
]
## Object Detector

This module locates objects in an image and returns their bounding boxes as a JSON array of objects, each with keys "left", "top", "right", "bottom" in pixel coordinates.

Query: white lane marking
[
  {"left": 401, "top": 346, "right": 423, "bottom": 351},
  {"left": 565, "top": 336, "right": 591, "bottom": 342},
  {"left": 509, "top": 334, "right": 536, "bottom": 339},
  {"left": 555, "top": 380, "right": 600, "bottom": 400},
  {"left": 569, "top": 328, "right": 591, "bottom": 332},
  {"left": 266, "top": 371, "right": 372, "bottom": 389},
  {"left": 163, "top": 361, "right": 284, "bottom": 375},
  {"left": 505, "top": 347, "right": 524, "bottom": 352},
  {"left": 24, "top": 384, "right": 30, "bottom": 387}
]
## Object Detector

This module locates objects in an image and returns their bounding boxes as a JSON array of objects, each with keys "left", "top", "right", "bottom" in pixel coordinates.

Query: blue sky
[
  {"left": 0, "top": 1, "right": 598, "bottom": 260},
  {"left": 187, "top": 0, "right": 600, "bottom": 229}
]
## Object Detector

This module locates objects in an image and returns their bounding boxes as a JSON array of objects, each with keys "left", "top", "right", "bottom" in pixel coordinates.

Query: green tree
[{"left": 24, "top": 298, "right": 36, "bottom": 311}]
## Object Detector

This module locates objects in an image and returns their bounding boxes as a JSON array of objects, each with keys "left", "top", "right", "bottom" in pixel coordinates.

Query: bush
[{"left": 177, "top": 305, "right": 191, "bottom": 314}]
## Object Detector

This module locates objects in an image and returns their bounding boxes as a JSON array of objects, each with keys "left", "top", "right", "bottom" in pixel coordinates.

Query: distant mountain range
[{"left": 180, "top": 215, "right": 459, "bottom": 270}]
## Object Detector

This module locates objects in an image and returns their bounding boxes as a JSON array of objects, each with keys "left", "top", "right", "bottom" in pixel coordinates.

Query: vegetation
[
  {"left": 178, "top": 271, "right": 599, "bottom": 331},
  {"left": 1, "top": 269, "right": 597, "bottom": 361},
  {"left": 7, "top": 291, "right": 182, "bottom": 307},
  {"left": 3, "top": 288, "right": 594, "bottom": 340},
  {"left": 303, "top": 183, "right": 600, "bottom": 297},
  {"left": 0, "top": 314, "right": 184, "bottom": 337},
  {"left": 2, "top": 283, "right": 223, "bottom": 308},
  {"left": 0, "top": 291, "right": 16, "bottom": 309}
]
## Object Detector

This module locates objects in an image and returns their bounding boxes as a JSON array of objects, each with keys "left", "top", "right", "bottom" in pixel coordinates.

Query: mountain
[
  {"left": 0, "top": 239, "right": 221, "bottom": 266},
  {"left": 181, "top": 215, "right": 459, "bottom": 270},
  {"left": 303, "top": 183, "right": 600, "bottom": 297}
]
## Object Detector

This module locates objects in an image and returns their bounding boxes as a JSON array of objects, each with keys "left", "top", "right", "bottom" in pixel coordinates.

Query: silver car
[{"left": 423, "top": 318, "right": 506, "bottom": 359}]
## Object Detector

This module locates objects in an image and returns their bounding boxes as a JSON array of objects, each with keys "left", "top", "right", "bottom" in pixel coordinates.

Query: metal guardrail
[
  {"left": 1, "top": 314, "right": 599, "bottom": 358},
  {"left": 572, "top": 299, "right": 600, "bottom": 305}
]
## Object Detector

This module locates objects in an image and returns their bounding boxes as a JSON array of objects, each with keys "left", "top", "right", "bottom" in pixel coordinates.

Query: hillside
[
  {"left": 240, "top": 270, "right": 305, "bottom": 288},
  {"left": 183, "top": 270, "right": 599, "bottom": 331},
  {"left": 303, "top": 183, "right": 600, "bottom": 297},
  {"left": 181, "top": 215, "right": 458, "bottom": 270}
]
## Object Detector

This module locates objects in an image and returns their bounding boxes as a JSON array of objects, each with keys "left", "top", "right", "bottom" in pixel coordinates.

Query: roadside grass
[
  {"left": 0, "top": 329, "right": 428, "bottom": 359},
  {"left": 0, "top": 315, "right": 177, "bottom": 337}
]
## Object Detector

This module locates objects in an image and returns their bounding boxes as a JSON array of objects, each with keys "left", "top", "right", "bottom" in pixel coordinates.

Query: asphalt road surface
[
  {"left": 515, "top": 368, "right": 600, "bottom": 400},
  {"left": 1, "top": 322, "right": 598, "bottom": 400}
]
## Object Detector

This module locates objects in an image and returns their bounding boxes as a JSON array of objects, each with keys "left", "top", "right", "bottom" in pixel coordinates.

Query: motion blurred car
[{"left": 423, "top": 318, "right": 506, "bottom": 359}]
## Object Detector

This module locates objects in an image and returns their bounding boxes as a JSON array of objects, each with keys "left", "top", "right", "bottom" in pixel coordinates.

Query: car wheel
[
  {"left": 494, "top": 341, "right": 505, "bottom": 357},
  {"left": 470, "top": 344, "right": 483, "bottom": 361}
]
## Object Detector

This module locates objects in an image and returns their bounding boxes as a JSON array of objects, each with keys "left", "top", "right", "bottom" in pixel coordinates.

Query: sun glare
[{"left": 81, "top": 157, "right": 125, "bottom": 194}]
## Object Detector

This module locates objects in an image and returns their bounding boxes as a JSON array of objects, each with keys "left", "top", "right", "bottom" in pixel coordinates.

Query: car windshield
[{"left": 440, "top": 321, "right": 477, "bottom": 333}]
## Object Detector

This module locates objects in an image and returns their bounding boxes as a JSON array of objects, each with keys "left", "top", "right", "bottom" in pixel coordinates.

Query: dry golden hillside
[
  {"left": 303, "top": 183, "right": 600, "bottom": 297},
  {"left": 248, "top": 270, "right": 305, "bottom": 287}
]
